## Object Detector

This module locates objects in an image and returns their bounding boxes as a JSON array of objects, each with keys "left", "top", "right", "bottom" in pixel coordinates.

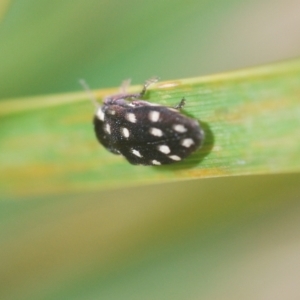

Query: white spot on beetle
[
  {"left": 181, "top": 138, "right": 194, "bottom": 148},
  {"left": 173, "top": 124, "right": 187, "bottom": 133},
  {"left": 121, "top": 127, "right": 130, "bottom": 138},
  {"left": 169, "top": 155, "right": 181, "bottom": 161},
  {"left": 96, "top": 108, "right": 105, "bottom": 121},
  {"left": 149, "top": 127, "right": 163, "bottom": 137},
  {"left": 132, "top": 149, "right": 142, "bottom": 157},
  {"left": 152, "top": 160, "right": 161, "bottom": 165},
  {"left": 107, "top": 109, "right": 116, "bottom": 115},
  {"left": 157, "top": 145, "right": 170, "bottom": 154},
  {"left": 126, "top": 112, "right": 137, "bottom": 123},
  {"left": 105, "top": 123, "right": 111, "bottom": 134},
  {"left": 148, "top": 111, "right": 160, "bottom": 122}
]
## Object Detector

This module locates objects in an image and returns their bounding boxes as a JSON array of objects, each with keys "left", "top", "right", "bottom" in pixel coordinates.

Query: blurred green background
[{"left": 1, "top": 0, "right": 300, "bottom": 299}]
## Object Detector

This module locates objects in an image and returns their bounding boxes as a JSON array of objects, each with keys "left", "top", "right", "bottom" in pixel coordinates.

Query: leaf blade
[{"left": 1, "top": 59, "right": 300, "bottom": 199}]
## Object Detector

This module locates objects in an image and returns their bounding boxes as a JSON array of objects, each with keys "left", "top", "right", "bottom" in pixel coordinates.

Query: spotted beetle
[{"left": 81, "top": 78, "right": 204, "bottom": 165}]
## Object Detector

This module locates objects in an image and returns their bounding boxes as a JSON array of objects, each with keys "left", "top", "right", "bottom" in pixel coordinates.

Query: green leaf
[{"left": 1, "top": 59, "right": 300, "bottom": 200}]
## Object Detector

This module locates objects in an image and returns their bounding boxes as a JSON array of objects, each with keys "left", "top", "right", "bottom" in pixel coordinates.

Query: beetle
[{"left": 81, "top": 78, "right": 204, "bottom": 165}]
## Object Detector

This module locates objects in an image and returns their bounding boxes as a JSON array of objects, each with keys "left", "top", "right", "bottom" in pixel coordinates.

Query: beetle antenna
[{"left": 79, "top": 79, "right": 100, "bottom": 109}]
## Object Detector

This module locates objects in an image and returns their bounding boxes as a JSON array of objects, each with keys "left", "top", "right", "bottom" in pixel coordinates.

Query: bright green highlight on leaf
[{"left": 1, "top": 59, "right": 300, "bottom": 200}]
